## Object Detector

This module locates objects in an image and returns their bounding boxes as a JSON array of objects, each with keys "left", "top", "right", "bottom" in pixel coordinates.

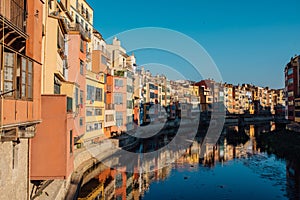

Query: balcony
[
  {"left": 69, "top": 22, "right": 91, "bottom": 42},
  {"left": 0, "top": 0, "right": 27, "bottom": 53},
  {"left": 106, "top": 104, "right": 115, "bottom": 110}
]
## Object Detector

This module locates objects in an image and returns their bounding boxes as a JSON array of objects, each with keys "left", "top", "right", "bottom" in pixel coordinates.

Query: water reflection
[{"left": 78, "top": 123, "right": 300, "bottom": 200}]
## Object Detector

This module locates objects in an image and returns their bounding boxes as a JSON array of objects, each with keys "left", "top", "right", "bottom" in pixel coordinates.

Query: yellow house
[
  {"left": 84, "top": 70, "right": 106, "bottom": 144},
  {"left": 191, "top": 85, "right": 199, "bottom": 96}
]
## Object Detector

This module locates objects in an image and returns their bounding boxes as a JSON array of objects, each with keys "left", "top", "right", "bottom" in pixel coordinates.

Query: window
[
  {"left": 86, "top": 107, "right": 93, "bottom": 116},
  {"left": 87, "top": 86, "right": 103, "bottom": 102},
  {"left": 86, "top": 122, "right": 102, "bottom": 132},
  {"left": 116, "top": 195, "right": 122, "bottom": 200},
  {"left": 127, "top": 71, "right": 133, "bottom": 79},
  {"left": 94, "top": 123, "right": 102, "bottom": 130},
  {"left": 127, "top": 85, "right": 133, "bottom": 93},
  {"left": 95, "top": 108, "right": 102, "bottom": 116},
  {"left": 21, "top": 58, "right": 26, "bottom": 98},
  {"left": 115, "top": 173, "right": 123, "bottom": 188},
  {"left": 295, "top": 100, "right": 300, "bottom": 108},
  {"left": 150, "top": 92, "right": 155, "bottom": 98},
  {"left": 27, "top": 61, "right": 33, "bottom": 99},
  {"left": 95, "top": 88, "right": 103, "bottom": 101},
  {"left": 49, "top": 0, "right": 53, "bottom": 9},
  {"left": 54, "top": 75, "right": 61, "bottom": 94},
  {"left": 3, "top": 52, "right": 14, "bottom": 95},
  {"left": 127, "top": 100, "right": 132, "bottom": 109},
  {"left": 86, "top": 123, "right": 93, "bottom": 132},
  {"left": 81, "top": 3, "right": 84, "bottom": 15},
  {"left": 104, "top": 74, "right": 107, "bottom": 84},
  {"left": 288, "top": 68, "right": 293, "bottom": 75},
  {"left": 76, "top": 0, "right": 79, "bottom": 9},
  {"left": 87, "top": 85, "right": 94, "bottom": 100},
  {"left": 86, "top": 43, "right": 89, "bottom": 56},
  {"left": 70, "top": 130, "right": 73, "bottom": 154},
  {"left": 80, "top": 60, "right": 84, "bottom": 75},
  {"left": 67, "top": 97, "right": 73, "bottom": 112},
  {"left": 106, "top": 114, "right": 114, "bottom": 122},
  {"left": 101, "top": 55, "right": 107, "bottom": 65},
  {"left": 75, "top": 87, "right": 79, "bottom": 106},
  {"left": 80, "top": 39, "right": 84, "bottom": 53},
  {"left": 116, "top": 112, "right": 123, "bottom": 126},
  {"left": 75, "top": 15, "right": 79, "bottom": 23},
  {"left": 115, "top": 79, "right": 123, "bottom": 87},
  {"left": 127, "top": 116, "right": 132, "bottom": 124},
  {"left": 114, "top": 93, "right": 123, "bottom": 104},
  {"left": 288, "top": 78, "right": 293, "bottom": 85},
  {"left": 86, "top": 9, "right": 89, "bottom": 21},
  {"left": 80, "top": 90, "right": 84, "bottom": 105},
  {"left": 57, "top": 28, "right": 64, "bottom": 51},
  {"left": 149, "top": 83, "right": 155, "bottom": 90},
  {"left": 79, "top": 118, "right": 83, "bottom": 126}
]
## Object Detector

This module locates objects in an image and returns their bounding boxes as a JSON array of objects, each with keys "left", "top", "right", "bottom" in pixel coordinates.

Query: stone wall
[{"left": 0, "top": 139, "right": 29, "bottom": 200}]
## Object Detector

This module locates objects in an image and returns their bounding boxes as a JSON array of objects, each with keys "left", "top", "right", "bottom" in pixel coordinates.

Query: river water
[{"left": 77, "top": 122, "right": 300, "bottom": 200}]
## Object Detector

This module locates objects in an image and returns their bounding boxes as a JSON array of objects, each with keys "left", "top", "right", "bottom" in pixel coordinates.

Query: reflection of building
[{"left": 286, "top": 160, "right": 300, "bottom": 200}]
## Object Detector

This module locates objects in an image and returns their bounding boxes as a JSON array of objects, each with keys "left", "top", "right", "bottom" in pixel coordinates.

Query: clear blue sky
[{"left": 87, "top": 0, "right": 300, "bottom": 89}]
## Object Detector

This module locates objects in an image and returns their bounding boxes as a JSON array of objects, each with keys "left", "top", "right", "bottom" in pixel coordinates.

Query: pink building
[
  {"left": 113, "top": 75, "right": 127, "bottom": 134},
  {"left": 67, "top": 31, "right": 87, "bottom": 141}
]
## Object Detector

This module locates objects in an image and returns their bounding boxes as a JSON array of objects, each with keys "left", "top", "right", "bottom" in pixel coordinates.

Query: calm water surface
[{"left": 78, "top": 123, "right": 300, "bottom": 200}]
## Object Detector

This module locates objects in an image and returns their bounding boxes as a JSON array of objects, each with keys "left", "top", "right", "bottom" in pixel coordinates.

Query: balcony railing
[
  {"left": 106, "top": 104, "right": 115, "bottom": 110},
  {"left": 70, "top": 22, "right": 91, "bottom": 41},
  {"left": 0, "top": 0, "right": 26, "bottom": 32}
]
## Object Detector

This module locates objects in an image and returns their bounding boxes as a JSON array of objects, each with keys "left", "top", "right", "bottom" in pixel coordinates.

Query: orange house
[
  {"left": 30, "top": 95, "right": 74, "bottom": 180},
  {"left": 0, "top": 0, "right": 42, "bottom": 143},
  {"left": 0, "top": 0, "right": 43, "bottom": 198}
]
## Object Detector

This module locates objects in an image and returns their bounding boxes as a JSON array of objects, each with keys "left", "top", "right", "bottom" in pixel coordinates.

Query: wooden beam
[
  {"left": 7, "top": 35, "right": 21, "bottom": 46},
  {"left": 4, "top": 30, "right": 15, "bottom": 40},
  {"left": 18, "top": 46, "right": 25, "bottom": 53},
  {"left": 0, "top": 127, "right": 18, "bottom": 142}
]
